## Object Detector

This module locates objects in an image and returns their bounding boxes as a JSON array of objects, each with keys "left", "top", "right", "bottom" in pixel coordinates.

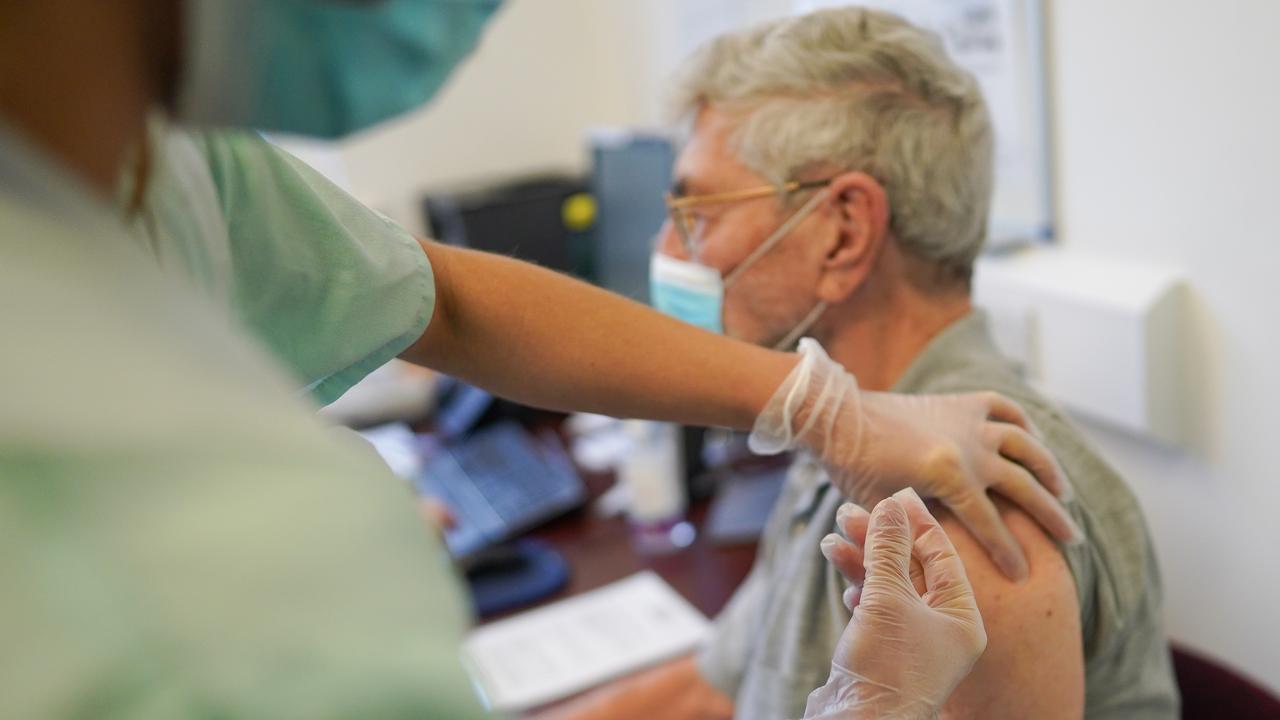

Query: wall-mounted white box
[{"left": 974, "top": 248, "right": 1188, "bottom": 445}]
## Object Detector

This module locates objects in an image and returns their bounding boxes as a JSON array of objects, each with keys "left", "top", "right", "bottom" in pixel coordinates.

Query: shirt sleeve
[
  {"left": 195, "top": 131, "right": 434, "bottom": 406},
  {"left": 696, "top": 458, "right": 820, "bottom": 701},
  {"left": 696, "top": 563, "right": 769, "bottom": 699}
]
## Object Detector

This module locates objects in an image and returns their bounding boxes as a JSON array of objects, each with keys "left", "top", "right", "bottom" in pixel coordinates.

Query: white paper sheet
[{"left": 461, "top": 571, "right": 711, "bottom": 712}]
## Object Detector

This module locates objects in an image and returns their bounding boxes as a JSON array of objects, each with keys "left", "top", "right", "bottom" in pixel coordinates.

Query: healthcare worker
[{"left": 0, "top": 0, "right": 1064, "bottom": 716}]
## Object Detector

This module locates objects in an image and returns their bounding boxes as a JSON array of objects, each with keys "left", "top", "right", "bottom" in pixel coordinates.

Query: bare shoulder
[{"left": 930, "top": 499, "right": 1085, "bottom": 720}]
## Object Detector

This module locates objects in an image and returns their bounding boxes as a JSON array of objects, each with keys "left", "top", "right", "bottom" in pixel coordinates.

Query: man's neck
[
  {"left": 0, "top": 2, "right": 152, "bottom": 198},
  {"left": 819, "top": 283, "right": 972, "bottom": 392}
]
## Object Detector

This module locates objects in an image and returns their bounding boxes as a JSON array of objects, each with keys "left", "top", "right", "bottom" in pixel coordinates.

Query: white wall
[
  {"left": 1049, "top": 0, "right": 1280, "bottom": 691},
  {"left": 342, "top": 0, "right": 1280, "bottom": 692}
]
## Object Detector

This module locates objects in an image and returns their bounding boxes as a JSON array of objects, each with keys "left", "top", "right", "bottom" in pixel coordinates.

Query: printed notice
[{"left": 462, "top": 572, "right": 710, "bottom": 712}]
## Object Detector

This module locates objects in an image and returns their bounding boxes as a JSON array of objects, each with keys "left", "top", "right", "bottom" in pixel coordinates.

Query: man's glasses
[{"left": 664, "top": 178, "right": 833, "bottom": 258}]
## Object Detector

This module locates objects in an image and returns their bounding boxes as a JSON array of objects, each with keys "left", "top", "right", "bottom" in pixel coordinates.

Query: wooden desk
[
  {"left": 493, "top": 473, "right": 758, "bottom": 621},
  {"left": 462, "top": 450, "right": 762, "bottom": 715}
]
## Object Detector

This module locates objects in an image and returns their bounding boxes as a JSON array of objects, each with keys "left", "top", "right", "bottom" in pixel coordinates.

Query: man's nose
[{"left": 655, "top": 219, "right": 689, "bottom": 260}]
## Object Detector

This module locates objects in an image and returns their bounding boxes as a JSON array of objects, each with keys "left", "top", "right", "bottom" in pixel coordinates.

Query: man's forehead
[{"left": 672, "top": 106, "right": 764, "bottom": 194}]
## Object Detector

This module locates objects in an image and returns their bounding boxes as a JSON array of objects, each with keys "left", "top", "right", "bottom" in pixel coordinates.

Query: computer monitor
[
  {"left": 423, "top": 175, "right": 592, "bottom": 280},
  {"left": 589, "top": 129, "right": 676, "bottom": 303}
]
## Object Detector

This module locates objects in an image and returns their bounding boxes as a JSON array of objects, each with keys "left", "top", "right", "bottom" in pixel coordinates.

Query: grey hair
[{"left": 671, "top": 7, "right": 994, "bottom": 282}]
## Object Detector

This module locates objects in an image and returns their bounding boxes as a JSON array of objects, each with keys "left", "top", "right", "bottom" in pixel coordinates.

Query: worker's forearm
[{"left": 404, "top": 240, "right": 797, "bottom": 430}]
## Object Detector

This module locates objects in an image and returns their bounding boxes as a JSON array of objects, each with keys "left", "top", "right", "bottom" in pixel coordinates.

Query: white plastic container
[{"left": 619, "top": 421, "right": 695, "bottom": 554}]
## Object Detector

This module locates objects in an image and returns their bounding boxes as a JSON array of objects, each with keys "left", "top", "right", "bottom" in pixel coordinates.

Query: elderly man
[{"left": 541, "top": 7, "right": 1177, "bottom": 720}]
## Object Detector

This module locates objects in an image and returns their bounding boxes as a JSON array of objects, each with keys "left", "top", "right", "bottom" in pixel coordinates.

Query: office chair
[{"left": 1171, "top": 643, "right": 1280, "bottom": 719}]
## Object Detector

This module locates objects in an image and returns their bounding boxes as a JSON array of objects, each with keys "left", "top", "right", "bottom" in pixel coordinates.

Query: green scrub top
[
  {"left": 0, "top": 121, "right": 490, "bottom": 718},
  {"left": 132, "top": 122, "right": 435, "bottom": 406}
]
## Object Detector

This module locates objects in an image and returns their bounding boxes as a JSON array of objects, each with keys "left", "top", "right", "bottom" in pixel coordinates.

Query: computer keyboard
[{"left": 414, "top": 422, "right": 585, "bottom": 560}]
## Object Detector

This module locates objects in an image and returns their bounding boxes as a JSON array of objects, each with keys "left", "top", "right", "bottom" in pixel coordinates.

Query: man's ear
[{"left": 816, "top": 171, "right": 891, "bottom": 304}]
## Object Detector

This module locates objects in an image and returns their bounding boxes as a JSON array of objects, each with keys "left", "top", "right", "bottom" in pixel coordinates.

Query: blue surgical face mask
[
  {"left": 177, "top": 0, "right": 502, "bottom": 138},
  {"left": 650, "top": 190, "right": 830, "bottom": 350},
  {"left": 650, "top": 253, "right": 726, "bottom": 334}
]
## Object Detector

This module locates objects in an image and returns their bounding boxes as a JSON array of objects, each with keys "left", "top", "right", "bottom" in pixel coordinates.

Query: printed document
[{"left": 462, "top": 571, "right": 710, "bottom": 712}]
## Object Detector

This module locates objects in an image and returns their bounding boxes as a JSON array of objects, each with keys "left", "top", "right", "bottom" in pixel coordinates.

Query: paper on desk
[{"left": 461, "top": 571, "right": 711, "bottom": 712}]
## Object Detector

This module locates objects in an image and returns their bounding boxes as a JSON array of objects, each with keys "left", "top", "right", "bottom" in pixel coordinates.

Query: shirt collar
[
  {"left": 891, "top": 309, "right": 1002, "bottom": 394},
  {"left": 806, "top": 309, "right": 1002, "bottom": 494}
]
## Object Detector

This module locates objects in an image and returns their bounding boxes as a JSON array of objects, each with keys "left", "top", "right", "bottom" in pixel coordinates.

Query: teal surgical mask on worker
[
  {"left": 177, "top": 0, "right": 502, "bottom": 138},
  {"left": 650, "top": 190, "right": 829, "bottom": 350}
]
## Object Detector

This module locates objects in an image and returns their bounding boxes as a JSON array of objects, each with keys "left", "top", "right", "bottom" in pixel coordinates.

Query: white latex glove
[
  {"left": 802, "top": 490, "right": 986, "bottom": 720},
  {"left": 750, "top": 338, "right": 1080, "bottom": 581}
]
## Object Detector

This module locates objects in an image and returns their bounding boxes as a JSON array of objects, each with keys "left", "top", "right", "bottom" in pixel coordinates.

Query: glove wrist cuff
[
  {"left": 801, "top": 667, "right": 939, "bottom": 720},
  {"left": 748, "top": 338, "right": 861, "bottom": 458}
]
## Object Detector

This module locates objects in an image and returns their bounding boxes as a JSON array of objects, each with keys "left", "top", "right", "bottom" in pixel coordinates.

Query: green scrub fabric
[
  {"left": 130, "top": 121, "right": 435, "bottom": 406},
  {"left": 0, "top": 121, "right": 489, "bottom": 718}
]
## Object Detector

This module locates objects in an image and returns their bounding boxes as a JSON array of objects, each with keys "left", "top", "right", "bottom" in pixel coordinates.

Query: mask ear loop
[
  {"left": 773, "top": 301, "right": 828, "bottom": 351},
  {"left": 724, "top": 188, "right": 830, "bottom": 288}
]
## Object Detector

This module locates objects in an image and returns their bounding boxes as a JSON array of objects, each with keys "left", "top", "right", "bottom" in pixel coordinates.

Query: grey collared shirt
[{"left": 698, "top": 311, "right": 1179, "bottom": 719}]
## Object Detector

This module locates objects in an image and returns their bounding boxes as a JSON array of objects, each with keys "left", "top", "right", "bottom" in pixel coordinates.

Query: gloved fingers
[
  {"left": 945, "top": 489, "right": 1029, "bottom": 583},
  {"left": 821, "top": 534, "right": 868, "bottom": 612},
  {"left": 992, "top": 422, "right": 1070, "bottom": 501},
  {"left": 989, "top": 460, "right": 1083, "bottom": 545},
  {"left": 908, "top": 553, "right": 928, "bottom": 596},
  {"left": 829, "top": 504, "right": 919, "bottom": 604},
  {"left": 842, "top": 584, "right": 862, "bottom": 612},
  {"left": 897, "top": 490, "right": 978, "bottom": 610},
  {"left": 835, "top": 502, "right": 871, "bottom": 546},
  {"left": 821, "top": 532, "right": 867, "bottom": 586},
  {"left": 980, "top": 391, "right": 1036, "bottom": 434},
  {"left": 860, "top": 493, "right": 920, "bottom": 603}
]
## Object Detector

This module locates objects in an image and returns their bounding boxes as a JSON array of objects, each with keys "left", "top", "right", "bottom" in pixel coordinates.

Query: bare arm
[
  {"left": 932, "top": 500, "right": 1085, "bottom": 719},
  {"left": 400, "top": 240, "right": 1081, "bottom": 581},
  {"left": 827, "top": 497, "right": 1083, "bottom": 719},
  {"left": 528, "top": 656, "right": 733, "bottom": 720},
  {"left": 402, "top": 240, "right": 797, "bottom": 430}
]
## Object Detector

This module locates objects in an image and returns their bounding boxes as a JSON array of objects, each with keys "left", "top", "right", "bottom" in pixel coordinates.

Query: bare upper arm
[{"left": 931, "top": 499, "right": 1085, "bottom": 720}]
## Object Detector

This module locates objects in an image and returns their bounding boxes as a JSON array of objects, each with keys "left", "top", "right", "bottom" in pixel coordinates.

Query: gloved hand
[
  {"left": 750, "top": 339, "right": 1080, "bottom": 582},
  {"left": 802, "top": 490, "right": 986, "bottom": 720}
]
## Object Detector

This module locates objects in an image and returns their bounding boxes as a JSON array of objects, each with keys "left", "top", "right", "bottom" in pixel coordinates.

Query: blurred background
[{"left": 297, "top": 0, "right": 1278, "bottom": 696}]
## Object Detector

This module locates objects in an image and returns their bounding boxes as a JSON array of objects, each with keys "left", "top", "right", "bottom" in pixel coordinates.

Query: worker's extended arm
[
  {"left": 402, "top": 240, "right": 1080, "bottom": 580},
  {"left": 405, "top": 240, "right": 793, "bottom": 430}
]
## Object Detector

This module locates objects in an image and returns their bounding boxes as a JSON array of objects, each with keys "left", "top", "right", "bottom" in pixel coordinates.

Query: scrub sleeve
[{"left": 193, "top": 131, "right": 435, "bottom": 406}]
